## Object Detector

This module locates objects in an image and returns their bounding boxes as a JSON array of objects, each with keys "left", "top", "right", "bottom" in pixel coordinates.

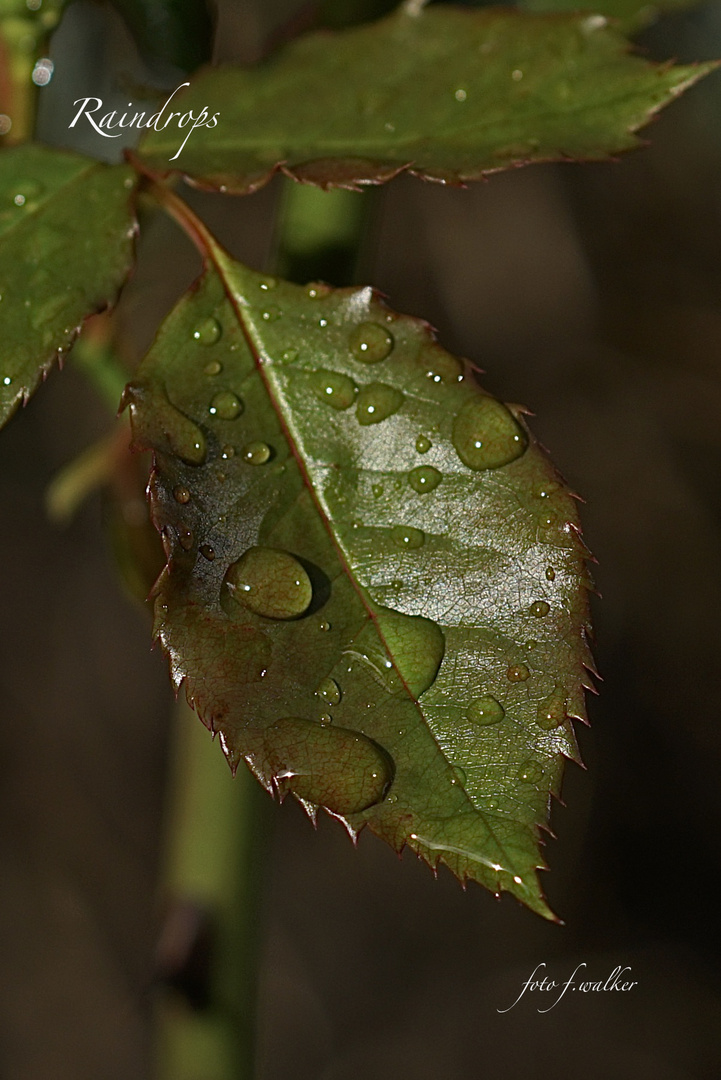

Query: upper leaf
[
  {"left": 136, "top": 5, "right": 713, "bottom": 192},
  {"left": 107, "top": 0, "right": 214, "bottom": 73},
  {"left": 124, "top": 238, "right": 594, "bottom": 919},
  {"left": 519, "top": 0, "right": 701, "bottom": 33},
  {"left": 0, "top": 145, "right": 136, "bottom": 429}
]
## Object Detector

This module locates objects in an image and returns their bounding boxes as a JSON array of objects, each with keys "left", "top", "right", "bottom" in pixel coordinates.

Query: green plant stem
[{"left": 71, "top": 327, "right": 132, "bottom": 414}]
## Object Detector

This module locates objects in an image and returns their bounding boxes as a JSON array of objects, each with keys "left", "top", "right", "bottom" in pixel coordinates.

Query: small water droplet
[
  {"left": 204, "top": 360, "right": 222, "bottom": 376},
  {"left": 281, "top": 349, "right": 298, "bottom": 363},
  {"left": 259, "top": 277, "right": 277, "bottom": 291},
  {"left": 221, "top": 444, "right": 235, "bottom": 459},
  {"left": 391, "top": 525, "right": 424, "bottom": 549},
  {"left": 178, "top": 527, "right": 194, "bottom": 551},
  {"left": 512, "top": 68, "right": 524, "bottom": 81},
  {"left": 415, "top": 434, "right": 432, "bottom": 454},
  {"left": 517, "top": 760, "right": 543, "bottom": 784},
  {"left": 173, "top": 485, "right": 191, "bottom": 504},
  {"left": 318, "top": 317, "right": 328, "bottom": 328},
  {"left": 452, "top": 397, "right": 527, "bottom": 470},
  {"left": 545, "top": 566, "right": 556, "bottom": 581},
  {"left": 349, "top": 322, "right": 394, "bottom": 363},
  {"left": 13, "top": 194, "right": 25, "bottom": 207},
  {"left": 192, "top": 316, "right": 222, "bottom": 345},
  {"left": 467, "top": 695, "right": 505, "bottom": 726},
  {"left": 451, "top": 765, "right": 467, "bottom": 785},
  {"left": 319, "top": 713, "right": 333, "bottom": 725},
  {"left": 356, "top": 382, "right": 404, "bottom": 425},
  {"left": 241, "top": 441, "right": 271, "bottom": 465},
  {"left": 530, "top": 600, "right": 550, "bottom": 618},
  {"left": 319, "top": 620, "right": 331, "bottom": 632},
  {"left": 309, "top": 369, "right": 357, "bottom": 410},
  {"left": 200, "top": 543, "right": 215, "bottom": 561},
  {"left": 224, "top": 547, "right": 312, "bottom": 620},
  {"left": 506, "top": 663, "right": 530, "bottom": 682},
  {"left": 261, "top": 306, "right": 280, "bottom": 322},
  {"left": 455, "top": 88, "right": 467, "bottom": 102},
  {"left": 317, "top": 677, "right": 342, "bottom": 707},
  {"left": 372, "top": 484, "right": 384, "bottom": 499},
  {"left": 307, "top": 283, "right": 331, "bottom": 299},
  {"left": 536, "top": 687, "right": 567, "bottom": 730},
  {"left": 2, "top": 376, "right": 12, "bottom": 386},
  {"left": 408, "top": 465, "right": 442, "bottom": 494},
  {"left": 420, "top": 343, "right": 463, "bottom": 384},
  {"left": 209, "top": 391, "right": 243, "bottom": 420}
]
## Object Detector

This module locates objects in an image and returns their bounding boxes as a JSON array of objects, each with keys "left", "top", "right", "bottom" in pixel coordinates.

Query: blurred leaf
[
  {"left": 518, "top": 0, "right": 701, "bottom": 33},
  {"left": 0, "top": 145, "right": 136, "bottom": 429},
  {"left": 137, "top": 6, "right": 714, "bottom": 192},
  {"left": 107, "top": 0, "right": 213, "bottom": 73},
  {"left": 124, "top": 236, "right": 593, "bottom": 918}
]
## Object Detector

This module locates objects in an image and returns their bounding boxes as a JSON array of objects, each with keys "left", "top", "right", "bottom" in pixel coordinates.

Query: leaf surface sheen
[
  {"left": 137, "top": 6, "right": 713, "bottom": 192},
  {"left": 0, "top": 146, "right": 136, "bottom": 428},
  {"left": 126, "top": 252, "right": 594, "bottom": 919}
]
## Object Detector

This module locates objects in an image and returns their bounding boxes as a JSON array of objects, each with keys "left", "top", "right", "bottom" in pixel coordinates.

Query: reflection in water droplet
[
  {"left": 415, "top": 435, "right": 432, "bottom": 454},
  {"left": 319, "top": 620, "right": 331, "bottom": 632},
  {"left": 372, "top": 484, "right": 384, "bottom": 499},
  {"left": 242, "top": 441, "right": 271, "bottom": 465},
  {"left": 281, "top": 349, "right": 298, "bottom": 363},
  {"left": 536, "top": 687, "right": 567, "bottom": 730},
  {"left": 349, "top": 322, "right": 394, "bottom": 363},
  {"left": 259, "top": 277, "right": 277, "bottom": 291},
  {"left": 517, "top": 760, "right": 543, "bottom": 784},
  {"left": 452, "top": 765, "right": 467, "bottom": 785},
  {"left": 352, "top": 607, "right": 445, "bottom": 698},
  {"left": 319, "top": 713, "right": 333, "bottom": 725},
  {"left": 13, "top": 194, "right": 25, "bottom": 207},
  {"left": 408, "top": 465, "right": 442, "bottom": 494},
  {"left": 261, "top": 306, "right": 280, "bottom": 322},
  {"left": 468, "top": 695, "right": 505, "bottom": 726},
  {"left": 200, "top": 544, "right": 215, "bottom": 561},
  {"left": 204, "top": 360, "right": 222, "bottom": 376},
  {"left": 173, "top": 485, "right": 191, "bottom": 504},
  {"left": 420, "top": 343, "right": 463, "bottom": 384},
  {"left": 225, "top": 547, "right": 312, "bottom": 620},
  {"left": 309, "top": 369, "right": 357, "bottom": 410},
  {"left": 530, "top": 600, "right": 550, "bottom": 617},
  {"left": 178, "top": 528, "right": 194, "bottom": 551},
  {"left": 193, "top": 317, "right": 222, "bottom": 345},
  {"left": 2, "top": 376, "right": 11, "bottom": 386},
  {"left": 545, "top": 566, "right": 556, "bottom": 581},
  {"left": 356, "top": 382, "right": 404, "bottom": 425},
  {"left": 506, "top": 663, "right": 530, "bottom": 682},
  {"left": 221, "top": 445, "right": 235, "bottom": 459},
  {"left": 265, "top": 718, "right": 394, "bottom": 813},
  {"left": 317, "top": 677, "right": 342, "bottom": 707},
  {"left": 391, "top": 525, "right": 424, "bottom": 549},
  {"left": 209, "top": 391, "right": 243, "bottom": 420},
  {"left": 452, "top": 397, "right": 527, "bottom": 470}
]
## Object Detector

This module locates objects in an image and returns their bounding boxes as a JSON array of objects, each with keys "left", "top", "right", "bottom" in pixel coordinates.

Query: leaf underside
[
  {"left": 137, "top": 6, "right": 713, "bottom": 193},
  {"left": 0, "top": 146, "right": 136, "bottom": 429},
  {"left": 125, "top": 245, "right": 594, "bottom": 919}
]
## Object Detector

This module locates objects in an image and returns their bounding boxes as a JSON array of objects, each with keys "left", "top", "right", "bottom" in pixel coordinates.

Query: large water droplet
[
  {"left": 536, "top": 687, "right": 567, "bottom": 730},
  {"left": 420, "top": 343, "right": 463, "bottom": 384},
  {"left": 349, "top": 322, "right": 394, "bottom": 363},
  {"left": 529, "top": 600, "right": 550, "bottom": 618},
  {"left": 209, "top": 391, "right": 243, "bottom": 420},
  {"left": 408, "top": 465, "right": 442, "bottom": 494},
  {"left": 506, "top": 663, "right": 530, "bottom": 682},
  {"left": 452, "top": 397, "right": 527, "bottom": 470},
  {"left": 242, "top": 441, "right": 271, "bottom": 465},
  {"left": 316, "top": 677, "right": 342, "bottom": 707},
  {"left": 391, "top": 525, "right": 424, "bottom": 549},
  {"left": 224, "top": 548, "right": 312, "bottom": 620},
  {"left": 415, "top": 434, "right": 432, "bottom": 454},
  {"left": 356, "top": 382, "right": 404, "bottom": 425},
  {"left": 193, "top": 316, "right": 222, "bottom": 345},
  {"left": 374, "top": 607, "right": 445, "bottom": 697},
  {"left": 264, "top": 717, "right": 394, "bottom": 814},
  {"left": 467, "top": 695, "right": 505, "bottom": 726},
  {"left": 309, "top": 369, "right": 357, "bottom": 410}
]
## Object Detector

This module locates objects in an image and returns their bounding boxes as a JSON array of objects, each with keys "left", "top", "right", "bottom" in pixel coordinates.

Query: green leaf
[
  {"left": 136, "top": 6, "right": 714, "bottom": 192},
  {"left": 518, "top": 0, "right": 700, "bottom": 33},
  {"left": 107, "top": 0, "right": 213, "bottom": 73},
  {"left": 124, "top": 240, "right": 594, "bottom": 919},
  {"left": 0, "top": 145, "right": 136, "bottom": 429}
]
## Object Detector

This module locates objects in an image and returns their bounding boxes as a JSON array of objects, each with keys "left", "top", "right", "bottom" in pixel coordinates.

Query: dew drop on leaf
[
  {"left": 261, "top": 306, "right": 280, "bottom": 322},
  {"left": 415, "top": 434, "right": 432, "bottom": 454},
  {"left": 309, "top": 369, "right": 357, "bottom": 410},
  {"left": 221, "top": 444, "right": 235, "bottom": 459},
  {"left": 408, "top": 465, "right": 442, "bottom": 494},
  {"left": 319, "top": 713, "right": 333, "bottom": 725},
  {"left": 318, "top": 620, "right": 331, "bottom": 632},
  {"left": 224, "top": 547, "right": 313, "bottom": 620},
  {"left": 530, "top": 600, "right": 550, "bottom": 617},
  {"left": 204, "top": 360, "right": 222, "bottom": 376},
  {"left": 355, "top": 382, "right": 404, "bottom": 425},
  {"left": 209, "top": 391, "right": 243, "bottom": 420},
  {"left": 545, "top": 566, "right": 556, "bottom": 581},
  {"left": 452, "top": 397, "right": 527, "bottom": 470},
  {"left": 264, "top": 717, "right": 394, "bottom": 814},
  {"left": 506, "top": 663, "right": 530, "bottom": 682},
  {"left": 241, "top": 441, "right": 272, "bottom": 465},
  {"left": 467, "top": 695, "right": 505, "bottom": 726},
  {"left": 517, "top": 760, "right": 544, "bottom": 784},
  {"left": 391, "top": 525, "right": 425, "bottom": 549},
  {"left": 373, "top": 607, "right": 445, "bottom": 697},
  {"left": 316, "top": 676, "right": 342, "bottom": 707},
  {"left": 349, "top": 321, "right": 394, "bottom": 363},
  {"left": 420, "top": 343, "right": 463, "bottom": 384},
  {"left": 173, "top": 485, "right": 191, "bottom": 504},
  {"left": 178, "top": 527, "right": 194, "bottom": 551},
  {"left": 200, "top": 544, "right": 215, "bottom": 561},
  {"left": 536, "top": 687, "right": 568, "bottom": 730},
  {"left": 193, "top": 316, "right": 222, "bottom": 345}
]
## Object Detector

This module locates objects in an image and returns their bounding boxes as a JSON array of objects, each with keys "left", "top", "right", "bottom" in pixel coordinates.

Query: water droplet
[
  {"left": 261, "top": 306, "right": 280, "bottom": 322},
  {"left": 281, "top": 349, "right": 298, "bottom": 363},
  {"left": 391, "top": 525, "right": 424, "bottom": 549},
  {"left": 173, "top": 485, "right": 191, "bottom": 504},
  {"left": 13, "top": 194, "right": 25, "bottom": 207},
  {"left": 512, "top": 68, "right": 524, "bottom": 81},
  {"left": 517, "top": 760, "right": 544, "bottom": 784},
  {"left": 529, "top": 600, "right": 550, "bottom": 617},
  {"left": 221, "top": 444, "right": 235, "bottom": 459},
  {"left": 309, "top": 369, "right": 357, "bottom": 410},
  {"left": 467, "top": 695, "right": 505, "bottom": 726},
  {"left": 224, "top": 548, "right": 312, "bottom": 620},
  {"left": 420, "top": 343, "right": 463, "bottom": 384},
  {"left": 319, "top": 620, "right": 331, "bottom": 632},
  {"left": 307, "top": 283, "right": 331, "bottom": 299},
  {"left": 415, "top": 435, "right": 432, "bottom": 454},
  {"left": 318, "top": 318, "right": 328, "bottom": 328},
  {"left": 209, "top": 391, "right": 243, "bottom": 420},
  {"left": 317, "top": 677, "right": 342, "bottom": 707},
  {"left": 451, "top": 765, "right": 467, "bottom": 785},
  {"left": 372, "top": 484, "right": 384, "bottom": 499},
  {"left": 452, "top": 397, "right": 527, "bottom": 470},
  {"left": 259, "top": 277, "right": 277, "bottom": 291},
  {"left": 367, "top": 607, "right": 445, "bottom": 697},
  {"left": 2, "top": 376, "right": 12, "bottom": 386},
  {"left": 455, "top": 88, "right": 467, "bottom": 102},
  {"left": 178, "top": 527, "right": 194, "bottom": 551},
  {"left": 536, "top": 687, "right": 567, "bottom": 730},
  {"left": 545, "top": 566, "right": 556, "bottom": 581},
  {"left": 349, "top": 322, "right": 394, "bottom": 363},
  {"left": 408, "top": 465, "right": 442, "bottom": 494},
  {"left": 319, "top": 713, "right": 333, "bottom": 725},
  {"left": 241, "top": 441, "right": 272, "bottom": 465},
  {"left": 204, "top": 360, "right": 222, "bottom": 376},
  {"left": 171, "top": 422, "right": 206, "bottom": 466},
  {"left": 356, "top": 382, "right": 404, "bottom": 425},
  {"left": 506, "top": 663, "right": 530, "bottom": 682},
  {"left": 193, "top": 316, "right": 222, "bottom": 345},
  {"left": 200, "top": 543, "right": 215, "bottom": 561},
  {"left": 264, "top": 717, "right": 394, "bottom": 815}
]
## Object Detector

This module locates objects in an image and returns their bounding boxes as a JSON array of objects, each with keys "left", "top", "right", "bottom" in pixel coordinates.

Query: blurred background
[{"left": 2, "top": 0, "right": 721, "bottom": 1076}]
